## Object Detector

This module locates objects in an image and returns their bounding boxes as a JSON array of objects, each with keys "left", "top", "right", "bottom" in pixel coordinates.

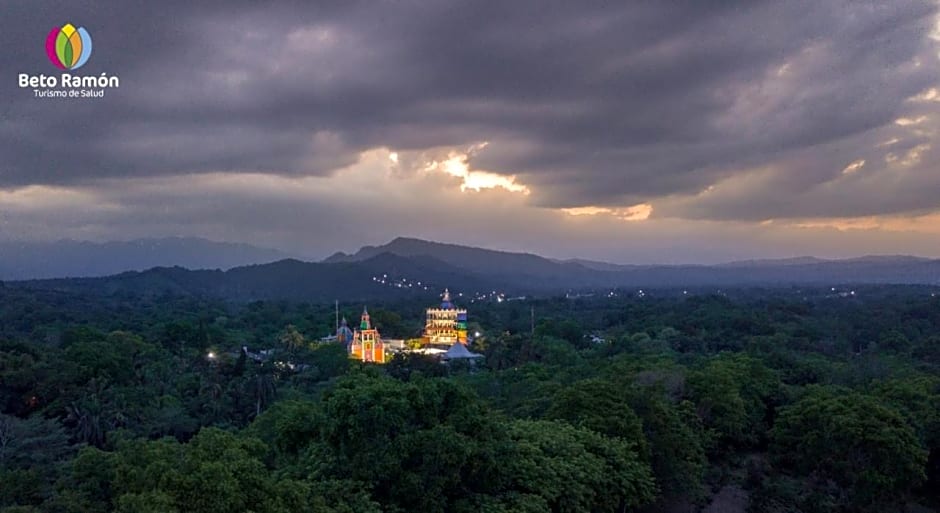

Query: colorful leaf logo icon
[{"left": 46, "top": 23, "right": 93, "bottom": 70}]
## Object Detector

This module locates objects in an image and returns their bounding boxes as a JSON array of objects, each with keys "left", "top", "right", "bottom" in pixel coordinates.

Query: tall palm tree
[
  {"left": 252, "top": 368, "right": 277, "bottom": 418},
  {"left": 199, "top": 380, "right": 225, "bottom": 423},
  {"left": 65, "top": 402, "right": 105, "bottom": 448},
  {"left": 279, "top": 324, "right": 305, "bottom": 358}
]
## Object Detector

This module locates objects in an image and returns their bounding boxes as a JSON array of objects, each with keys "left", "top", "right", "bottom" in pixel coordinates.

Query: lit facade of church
[
  {"left": 347, "top": 307, "right": 387, "bottom": 363},
  {"left": 336, "top": 290, "right": 470, "bottom": 364},
  {"left": 424, "top": 289, "right": 468, "bottom": 346}
]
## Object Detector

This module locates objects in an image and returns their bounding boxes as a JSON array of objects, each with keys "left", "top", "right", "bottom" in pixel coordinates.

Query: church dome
[{"left": 336, "top": 317, "right": 354, "bottom": 345}]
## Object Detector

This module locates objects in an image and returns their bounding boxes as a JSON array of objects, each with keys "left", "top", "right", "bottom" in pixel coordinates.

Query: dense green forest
[{"left": 1, "top": 285, "right": 939, "bottom": 512}]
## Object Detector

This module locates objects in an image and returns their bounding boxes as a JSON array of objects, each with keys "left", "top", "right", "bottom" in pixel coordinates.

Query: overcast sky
[{"left": 3, "top": 1, "right": 940, "bottom": 263}]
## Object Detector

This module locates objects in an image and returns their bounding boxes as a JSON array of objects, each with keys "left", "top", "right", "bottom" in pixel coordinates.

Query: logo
[
  {"left": 45, "top": 23, "right": 92, "bottom": 70},
  {"left": 18, "top": 23, "right": 118, "bottom": 99}
]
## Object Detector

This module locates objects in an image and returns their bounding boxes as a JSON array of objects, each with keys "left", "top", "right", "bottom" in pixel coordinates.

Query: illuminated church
[
  {"left": 346, "top": 307, "right": 387, "bottom": 363},
  {"left": 424, "top": 289, "right": 468, "bottom": 346},
  {"left": 334, "top": 291, "right": 469, "bottom": 363}
]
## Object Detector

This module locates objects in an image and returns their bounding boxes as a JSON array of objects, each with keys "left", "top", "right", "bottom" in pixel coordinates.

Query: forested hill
[
  {"left": 3, "top": 253, "right": 502, "bottom": 302},
  {"left": 4, "top": 238, "right": 940, "bottom": 301}
]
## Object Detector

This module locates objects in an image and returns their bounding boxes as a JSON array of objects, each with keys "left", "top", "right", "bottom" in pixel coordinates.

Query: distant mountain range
[
  {"left": 0, "top": 238, "right": 291, "bottom": 280},
  {"left": 325, "top": 237, "right": 599, "bottom": 288},
  {"left": 3, "top": 237, "right": 939, "bottom": 301}
]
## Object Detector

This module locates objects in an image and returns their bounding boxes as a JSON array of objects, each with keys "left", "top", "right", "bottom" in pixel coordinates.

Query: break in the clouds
[{"left": 2, "top": 0, "right": 940, "bottom": 262}]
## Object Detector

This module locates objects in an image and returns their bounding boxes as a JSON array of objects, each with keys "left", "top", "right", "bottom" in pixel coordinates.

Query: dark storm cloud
[{"left": 1, "top": 0, "right": 939, "bottom": 219}]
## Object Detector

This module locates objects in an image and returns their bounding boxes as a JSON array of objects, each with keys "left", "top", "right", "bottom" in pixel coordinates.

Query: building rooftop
[{"left": 442, "top": 342, "right": 483, "bottom": 360}]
